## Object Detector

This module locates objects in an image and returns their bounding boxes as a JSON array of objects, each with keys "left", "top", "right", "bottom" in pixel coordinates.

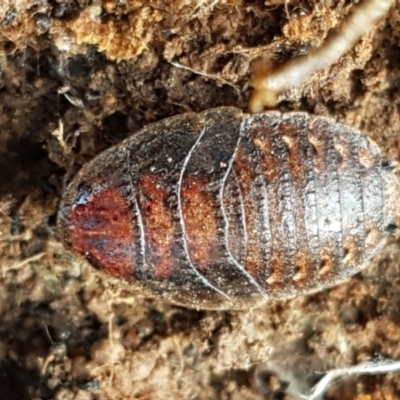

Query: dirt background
[{"left": 1, "top": 0, "right": 400, "bottom": 399}]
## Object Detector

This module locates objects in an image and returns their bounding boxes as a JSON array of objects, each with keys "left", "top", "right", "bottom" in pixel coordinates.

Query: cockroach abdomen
[{"left": 58, "top": 107, "right": 400, "bottom": 310}]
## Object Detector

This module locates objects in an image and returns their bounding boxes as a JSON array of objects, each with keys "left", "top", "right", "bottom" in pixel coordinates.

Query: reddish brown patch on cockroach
[
  {"left": 137, "top": 173, "right": 177, "bottom": 279},
  {"left": 234, "top": 149, "right": 261, "bottom": 274},
  {"left": 180, "top": 176, "right": 219, "bottom": 270},
  {"left": 67, "top": 186, "right": 135, "bottom": 280}
]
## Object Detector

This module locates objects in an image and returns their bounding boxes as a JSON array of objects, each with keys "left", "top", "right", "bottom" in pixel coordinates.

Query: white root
[
  {"left": 304, "top": 357, "right": 400, "bottom": 400},
  {"left": 250, "top": 0, "right": 395, "bottom": 112}
]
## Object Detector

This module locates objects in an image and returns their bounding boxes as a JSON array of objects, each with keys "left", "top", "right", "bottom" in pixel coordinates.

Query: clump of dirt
[{"left": 0, "top": 1, "right": 400, "bottom": 399}]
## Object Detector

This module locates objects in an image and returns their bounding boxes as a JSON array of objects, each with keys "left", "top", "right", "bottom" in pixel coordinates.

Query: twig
[{"left": 250, "top": 0, "right": 395, "bottom": 111}]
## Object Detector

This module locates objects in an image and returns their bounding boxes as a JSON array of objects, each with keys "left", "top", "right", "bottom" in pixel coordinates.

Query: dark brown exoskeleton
[{"left": 58, "top": 107, "right": 400, "bottom": 310}]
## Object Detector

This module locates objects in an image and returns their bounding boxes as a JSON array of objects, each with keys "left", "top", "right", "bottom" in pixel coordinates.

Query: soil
[{"left": 1, "top": 1, "right": 400, "bottom": 399}]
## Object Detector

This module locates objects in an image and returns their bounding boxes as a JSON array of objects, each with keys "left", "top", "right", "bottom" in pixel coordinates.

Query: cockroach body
[{"left": 58, "top": 107, "right": 399, "bottom": 310}]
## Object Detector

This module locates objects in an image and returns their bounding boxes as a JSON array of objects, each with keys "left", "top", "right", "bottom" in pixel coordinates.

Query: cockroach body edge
[{"left": 58, "top": 107, "right": 400, "bottom": 310}]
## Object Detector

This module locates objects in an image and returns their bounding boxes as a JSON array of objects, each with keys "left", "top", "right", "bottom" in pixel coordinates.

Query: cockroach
[{"left": 58, "top": 107, "right": 400, "bottom": 310}]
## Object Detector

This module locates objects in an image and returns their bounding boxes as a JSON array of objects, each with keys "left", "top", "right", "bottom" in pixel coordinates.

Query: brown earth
[{"left": 1, "top": 1, "right": 400, "bottom": 399}]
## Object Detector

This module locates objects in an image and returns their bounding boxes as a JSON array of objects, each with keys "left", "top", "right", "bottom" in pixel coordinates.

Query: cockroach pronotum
[{"left": 58, "top": 107, "right": 400, "bottom": 310}]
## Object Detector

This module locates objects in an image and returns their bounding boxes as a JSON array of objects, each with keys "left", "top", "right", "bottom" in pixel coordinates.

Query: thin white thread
[
  {"left": 304, "top": 357, "right": 400, "bottom": 400},
  {"left": 126, "top": 152, "right": 146, "bottom": 269},
  {"left": 177, "top": 126, "right": 233, "bottom": 302},
  {"left": 133, "top": 197, "right": 146, "bottom": 264},
  {"left": 220, "top": 119, "right": 267, "bottom": 297},
  {"left": 233, "top": 169, "right": 248, "bottom": 260}
]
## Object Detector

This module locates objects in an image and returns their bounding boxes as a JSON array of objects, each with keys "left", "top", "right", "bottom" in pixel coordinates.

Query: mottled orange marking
[
  {"left": 358, "top": 147, "right": 377, "bottom": 169},
  {"left": 254, "top": 137, "right": 278, "bottom": 183},
  {"left": 343, "top": 235, "right": 361, "bottom": 266},
  {"left": 333, "top": 136, "right": 349, "bottom": 166},
  {"left": 365, "top": 226, "right": 381, "bottom": 247},
  {"left": 281, "top": 127, "right": 308, "bottom": 250},
  {"left": 266, "top": 253, "right": 286, "bottom": 290},
  {"left": 68, "top": 186, "right": 135, "bottom": 280},
  {"left": 137, "top": 173, "right": 177, "bottom": 279},
  {"left": 293, "top": 250, "right": 313, "bottom": 284},
  {"left": 234, "top": 150, "right": 261, "bottom": 274},
  {"left": 181, "top": 176, "right": 219, "bottom": 270},
  {"left": 308, "top": 134, "right": 325, "bottom": 171},
  {"left": 282, "top": 134, "right": 303, "bottom": 184},
  {"left": 318, "top": 243, "right": 336, "bottom": 279}
]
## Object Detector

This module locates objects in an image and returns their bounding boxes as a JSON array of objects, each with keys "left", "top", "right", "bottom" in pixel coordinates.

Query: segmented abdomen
[{"left": 58, "top": 107, "right": 397, "bottom": 310}]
